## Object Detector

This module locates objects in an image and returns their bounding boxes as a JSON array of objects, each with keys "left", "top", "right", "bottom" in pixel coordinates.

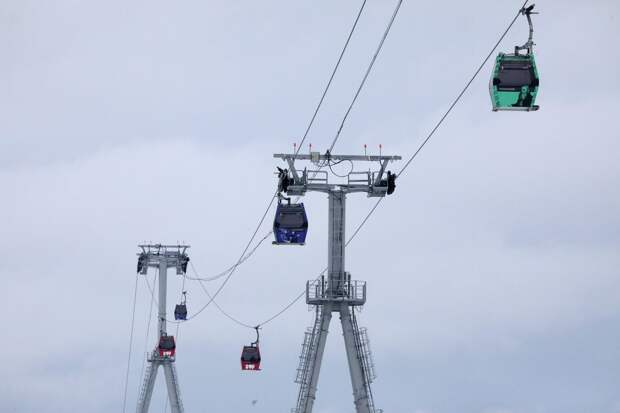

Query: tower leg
[
  {"left": 136, "top": 361, "right": 159, "bottom": 413},
  {"left": 292, "top": 185, "right": 384, "bottom": 412},
  {"left": 163, "top": 362, "right": 184, "bottom": 413},
  {"left": 340, "top": 306, "right": 372, "bottom": 413},
  {"left": 298, "top": 304, "right": 332, "bottom": 413}
]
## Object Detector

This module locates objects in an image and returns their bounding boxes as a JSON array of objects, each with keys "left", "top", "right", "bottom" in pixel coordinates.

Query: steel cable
[
  {"left": 328, "top": 0, "right": 403, "bottom": 153},
  {"left": 180, "top": 0, "right": 372, "bottom": 324},
  {"left": 192, "top": 0, "right": 406, "bottom": 330},
  {"left": 192, "top": 265, "right": 328, "bottom": 329},
  {"left": 121, "top": 275, "right": 139, "bottom": 413},
  {"left": 183, "top": 193, "right": 278, "bottom": 321},
  {"left": 164, "top": 275, "right": 186, "bottom": 413},
  {"left": 397, "top": 0, "right": 530, "bottom": 176},
  {"left": 184, "top": 232, "right": 272, "bottom": 282},
  {"left": 303, "top": 0, "right": 403, "bottom": 199},
  {"left": 345, "top": 0, "right": 531, "bottom": 241},
  {"left": 138, "top": 272, "right": 158, "bottom": 383},
  {"left": 202, "top": 0, "right": 531, "bottom": 329},
  {"left": 293, "top": 0, "right": 369, "bottom": 161}
]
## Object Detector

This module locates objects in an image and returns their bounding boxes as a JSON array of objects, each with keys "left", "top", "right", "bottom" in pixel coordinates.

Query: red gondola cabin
[
  {"left": 240, "top": 344, "right": 261, "bottom": 371},
  {"left": 158, "top": 335, "right": 176, "bottom": 358}
]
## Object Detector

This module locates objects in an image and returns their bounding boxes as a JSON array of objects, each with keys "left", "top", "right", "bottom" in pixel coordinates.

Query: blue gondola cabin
[{"left": 273, "top": 202, "right": 308, "bottom": 245}]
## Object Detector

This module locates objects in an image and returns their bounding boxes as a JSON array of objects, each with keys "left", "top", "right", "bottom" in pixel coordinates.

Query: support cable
[
  {"left": 346, "top": 0, "right": 531, "bottom": 241},
  {"left": 142, "top": 195, "right": 278, "bottom": 324},
  {"left": 173, "top": 0, "right": 371, "bottom": 321},
  {"left": 397, "top": 0, "right": 530, "bottom": 176},
  {"left": 121, "top": 275, "right": 139, "bottom": 413},
  {"left": 164, "top": 290, "right": 186, "bottom": 413},
  {"left": 127, "top": 5, "right": 379, "bottom": 384},
  {"left": 189, "top": 0, "right": 405, "bottom": 330},
  {"left": 183, "top": 193, "right": 278, "bottom": 321},
  {"left": 184, "top": 232, "right": 272, "bottom": 282},
  {"left": 302, "top": 0, "right": 403, "bottom": 195},
  {"left": 191, "top": 264, "right": 327, "bottom": 329},
  {"left": 145, "top": 270, "right": 179, "bottom": 324},
  {"left": 178, "top": 274, "right": 187, "bottom": 326},
  {"left": 138, "top": 272, "right": 157, "bottom": 389},
  {"left": 195, "top": 0, "right": 530, "bottom": 330},
  {"left": 327, "top": 0, "right": 403, "bottom": 153},
  {"left": 164, "top": 273, "right": 186, "bottom": 413},
  {"left": 293, "top": 0, "right": 368, "bottom": 161},
  {"left": 193, "top": 275, "right": 252, "bottom": 328}
]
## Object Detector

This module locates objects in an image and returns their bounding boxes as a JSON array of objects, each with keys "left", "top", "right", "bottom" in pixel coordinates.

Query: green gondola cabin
[
  {"left": 489, "top": 4, "right": 540, "bottom": 112},
  {"left": 490, "top": 53, "right": 539, "bottom": 111}
]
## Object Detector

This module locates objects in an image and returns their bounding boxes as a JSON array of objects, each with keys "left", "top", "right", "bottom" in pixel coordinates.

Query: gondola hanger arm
[{"left": 516, "top": 4, "right": 537, "bottom": 55}]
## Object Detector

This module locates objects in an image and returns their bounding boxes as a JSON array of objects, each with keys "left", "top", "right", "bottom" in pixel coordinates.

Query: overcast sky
[{"left": 2, "top": 0, "right": 619, "bottom": 412}]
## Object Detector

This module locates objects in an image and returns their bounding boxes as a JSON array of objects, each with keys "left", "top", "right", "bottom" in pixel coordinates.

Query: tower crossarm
[
  {"left": 274, "top": 152, "right": 401, "bottom": 197},
  {"left": 273, "top": 153, "right": 402, "bottom": 162},
  {"left": 137, "top": 244, "right": 190, "bottom": 275}
]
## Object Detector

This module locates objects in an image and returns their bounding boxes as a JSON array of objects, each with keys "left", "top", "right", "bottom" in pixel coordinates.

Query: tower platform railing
[{"left": 306, "top": 276, "right": 366, "bottom": 306}]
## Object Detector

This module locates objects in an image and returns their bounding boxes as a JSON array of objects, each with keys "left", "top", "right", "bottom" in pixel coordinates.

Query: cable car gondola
[
  {"left": 241, "top": 327, "right": 261, "bottom": 371},
  {"left": 158, "top": 334, "right": 176, "bottom": 358},
  {"left": 273, "top": 197, "right": 308, "bottom": 245},
  {"left": 174, "top": 291, "right": 188, "bottom": 321},
  {"left": 490, "top": 5, "right": 540, "bottom": 111}
]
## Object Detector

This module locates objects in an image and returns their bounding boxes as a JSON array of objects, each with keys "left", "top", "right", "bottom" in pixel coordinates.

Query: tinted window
[
  {"left": 498, "top": 68, "right": 532, "bottom": 88},
  {"left": 160, "top": 337, "right": 175, "bottom": 349},
  {"left": 242, "top": 347, "right": 259, "bottom": 361},
  {"left": 279, "top": 211, "right": 306, "bottom": 228}
]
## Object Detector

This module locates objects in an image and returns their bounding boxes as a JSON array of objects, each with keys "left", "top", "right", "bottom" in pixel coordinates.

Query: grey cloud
[{"left": 2, "top": 0, "right": 619, "bottom": 412}]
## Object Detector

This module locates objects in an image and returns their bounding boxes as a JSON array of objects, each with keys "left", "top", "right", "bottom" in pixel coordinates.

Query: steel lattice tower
[
  {"left": 135, "top": 244, "right": 189, "bottom": 413},
  {"left": 274, "top": 152, "right": 400, "bottom": 413}
]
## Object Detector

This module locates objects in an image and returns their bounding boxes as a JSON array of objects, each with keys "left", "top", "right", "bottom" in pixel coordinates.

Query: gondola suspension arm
[{"left": 516, "top": 4, "right": 537, "bottom": 55}]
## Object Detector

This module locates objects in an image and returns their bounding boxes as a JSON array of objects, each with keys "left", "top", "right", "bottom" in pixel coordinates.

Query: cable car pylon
[
  {"left": 135, "top": 244, "right": 190, "bottom": 413},
  {"left": 274, "top": 150, "right": 401, "bottom": 413}
]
